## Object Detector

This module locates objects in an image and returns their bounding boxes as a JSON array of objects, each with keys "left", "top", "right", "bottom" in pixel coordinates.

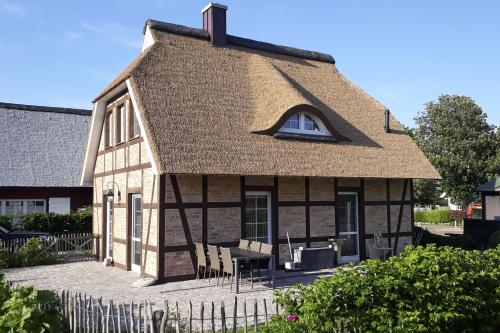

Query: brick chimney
[
  {"left": 202, "top": 2, "right": 227, "bottom": 47},
  {"left": 384, "top": 110, "right": 391, "bottom": 133}
]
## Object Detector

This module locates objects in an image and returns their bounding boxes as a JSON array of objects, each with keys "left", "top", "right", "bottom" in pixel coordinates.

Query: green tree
[
  {"left": 414, "top": 179, "right": 441, "bottom": 206},
  {"left": 413, "top": 95, "right": 497, "bottom": 205}
]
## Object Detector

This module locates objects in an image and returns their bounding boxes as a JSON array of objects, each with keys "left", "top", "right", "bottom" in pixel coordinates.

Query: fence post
[
  {"left": 221, "top": 301, "right": 226, "bottom": 333},
  {"left": 263, "top": 299, "right": 268, "bottom": 324},
  {"left": 188, "top": 300, "right": 193, "bottom": 333},
  {"left": 160, "top": 300, "right": 169, "bottom": 333},
  {"left": 211, "top": 301, "right": 215, "bottom": 333},
  {"left": 243, "top": 300, "right": 247, "bottom": 333},
  {"left": 200, "top": 301, "right": 205, "bottom": 333},
  {"left": 232, "top": 297, "right": 237, "bottom": 333},
  {"left": 253, "top": 299, "right": 257, "bottom": 332}
]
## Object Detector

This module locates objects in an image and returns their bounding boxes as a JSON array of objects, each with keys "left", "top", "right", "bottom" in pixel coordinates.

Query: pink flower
[{"left": 287, "top": 314, "right": 298, "bottom": 321}]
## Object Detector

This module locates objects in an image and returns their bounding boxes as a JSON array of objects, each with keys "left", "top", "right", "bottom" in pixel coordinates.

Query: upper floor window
[
  {"left": 116, "top": 105, "right": 126, "bottom": 144},
  {"left": 105, "top": 111, "right": 113, "bottom": 147},
  {"left": 280, "top": 112, "right": 330, "bottom": 136},
  {"left": 130, "top": 104, "right": 141, "bottom": 139}
]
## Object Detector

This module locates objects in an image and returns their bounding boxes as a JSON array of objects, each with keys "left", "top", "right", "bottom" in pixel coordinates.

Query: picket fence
[{"left": 55, "top": 291, "right": 280, "bottom": 333}]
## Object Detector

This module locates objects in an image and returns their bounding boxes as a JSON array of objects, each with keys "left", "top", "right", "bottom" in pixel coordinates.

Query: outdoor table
[
  {"left": 376, "top": 247, "right": 393, "bottom": 260},
  {"left": 229, "top": 247, "right": 275, "bottom": 294}
]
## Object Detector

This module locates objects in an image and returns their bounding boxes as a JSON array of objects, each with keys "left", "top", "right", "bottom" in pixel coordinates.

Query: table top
[{"left": 229, "top": 247, "right": 273, "bottom": 260}]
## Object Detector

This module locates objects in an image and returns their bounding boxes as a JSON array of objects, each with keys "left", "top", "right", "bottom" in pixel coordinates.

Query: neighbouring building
[
  {"left": 0, "top": 102, "right": 92, "bottom": 222},
  {"left": 464, "top": 175, "right": 500, "bottom": 245},
  {"left": 81, "top": 3, "right": 439, "bottom": 281}
]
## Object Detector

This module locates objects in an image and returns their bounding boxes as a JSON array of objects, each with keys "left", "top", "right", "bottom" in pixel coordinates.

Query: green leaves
[
  {"left": 0, "top": 276, "right": 64, "bottom": 332},
  {"left": 262, "top": 246, "right": 500, "bottom": 333},
  {"left": 413, "top": 95, "right": 498, "bottom": 206},
  {"left": 19, "top": 206, "right": 92, "bottom": 234}
]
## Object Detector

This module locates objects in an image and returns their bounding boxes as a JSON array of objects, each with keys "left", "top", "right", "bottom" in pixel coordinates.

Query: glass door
[
  {"left": 131, "top": 194, "right": 142, "bottom": 273},
  {"left": 337, "top": 192, "right": 359, "bottom": 263},
  {"left": 245, "top": 192, "right": 272, "bottom": 243},
  {"left": 106, "top": 200, "right": 113, "bottom": 259}
]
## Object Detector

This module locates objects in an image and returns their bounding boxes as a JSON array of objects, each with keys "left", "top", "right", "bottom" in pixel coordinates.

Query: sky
[{"left": 0, "top": 0, "right": 499, "bottom": 127}]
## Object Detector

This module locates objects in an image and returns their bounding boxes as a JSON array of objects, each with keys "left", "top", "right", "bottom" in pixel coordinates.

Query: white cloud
[
  {"left": 65, "top": 32, "right": 81, "bottom": 39},
  {"left": 81, "top": 21, "right": 141, "bottom": 49},
  {"left": 2, "top": 2, "right": 26, "bottom": 16}
]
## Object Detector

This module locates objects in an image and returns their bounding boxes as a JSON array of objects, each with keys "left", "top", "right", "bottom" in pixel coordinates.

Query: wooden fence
[
  {"left": 55, "top": 290, "right": 280, "bottom": 333},
  {"left": 0, "top": 233, "right": 96, "bottom": 263}
]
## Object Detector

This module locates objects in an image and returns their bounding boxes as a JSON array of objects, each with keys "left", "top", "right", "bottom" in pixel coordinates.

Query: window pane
[
  {"left": 283, "top": 114, "right": 300, "bottom": 129},
  {"left": 341, "top": 234, "right": 358, "bottom": 256},
  {"left": 245, "top": 209, "right": 256, "bottom": 223},
  {"left": 304, "top": 115, "right": 320, "bottom": 131},
  {"left": 26, "top": 201, "right": 44, "bottom": 214},
  {"left": 5, "top": 201, "right": 23, "bottom": 216},
  {"left": 132, "top": 111, "right": 141, "bottom": 138},
  {"left": 256, "top": 223, "right": 268, "bottom": 238},
  {"left": 246, "top": 197, "right": 255, "bottom": 209},
  {"left": 256, "top": 209, "right": 267, "bottom": 223},
  {"left": 256, "top": 196, "right": 267, "bottom": 209},
  {"left": 119, "top": 106, "right": 126, "bottom": 142}
]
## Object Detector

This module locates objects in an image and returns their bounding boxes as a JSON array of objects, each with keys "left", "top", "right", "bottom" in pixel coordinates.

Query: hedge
[
  {"left": 262, "top": 245, "right": 500, "bottom": 333},
  {"left": 18, "top": 207, "right": 92, "bottom": 233},
  {"left": 414, "top": 209, "right": 451, "bottom": 224}
]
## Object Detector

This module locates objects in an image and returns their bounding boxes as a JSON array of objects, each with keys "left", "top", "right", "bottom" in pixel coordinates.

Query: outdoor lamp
[{"left": 105, "top": 182, "right": 121, "bottom": 202}]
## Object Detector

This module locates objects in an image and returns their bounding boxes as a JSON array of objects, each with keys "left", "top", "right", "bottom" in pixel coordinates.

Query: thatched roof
[
  {"left": 89, "top": 21, "right": 439, "bottom": 180},
  {"left": 0, "top": 102, "right": 91, "bottom": 187}
]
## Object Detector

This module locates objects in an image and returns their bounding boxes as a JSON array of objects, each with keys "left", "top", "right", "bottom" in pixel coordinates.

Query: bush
[
  {"left": 414, "top": 209, "right": 450, "bottom": 223},
  {"left": 0, "top": 216, "right": 13, "bottom": 231},
  {"left": 415, "top": 226, "right": 478, "bottom": 250},
  {"left": 19, "top": 206, "right": 92, "bottom": 234},
  {"left": 262, "top": 245, "right": 500, "bottom": 333},
  {"left": 0, "top": 275, "right": 64, "bottom": 332},
  {"left": 0, "top": 248, "right": 8, "bottom": 270},
  {"left": 18, "top": 238, "right": 56, "bottom": 267},
  {"left": 489, "top": 231, "right": 500, "bottom": 248}
]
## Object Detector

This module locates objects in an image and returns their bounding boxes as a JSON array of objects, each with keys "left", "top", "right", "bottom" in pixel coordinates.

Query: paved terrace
[{"left": 3, "top": 261, "right": 334, "bottom": 319}]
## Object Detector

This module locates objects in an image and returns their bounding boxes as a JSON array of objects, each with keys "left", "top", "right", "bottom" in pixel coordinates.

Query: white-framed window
[
  {"left": 116, "top": 105, "right": 126, "bottom": 144},
  {"left": 280, "top": 112, "right": 331, "bottom": 136},
  {"left": 130, "top": 104, "right": 141, "bottom": 139},
  {"left": 105, "top": 111, "right": 114, "bottom": 147},
  {"left": 0, "top": 199, "right": 46, "bottom": 224}
]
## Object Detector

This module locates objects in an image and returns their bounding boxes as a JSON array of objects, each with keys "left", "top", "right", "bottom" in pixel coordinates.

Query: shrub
[
  {"left": 415, "top": 226, "right": 478, "bottom": 249},
  {"left": 18, "top": 238, "right": 56, "bottom": 267},
  {"left": 262, "top": 245, "right": 500, "bottom": 333},
  {"left": 0, "top": 216, "right": 13, "bottom": 231},
  {"left": 414, "top": 209, "right": 450, "bottom": 223},
  {"left": 489, "top": 231, "right": 500, "bottom": 248},
  {"left": 0, "top": 248, "right": 7, "bottom": 270},
  {"left": 19, "top": 206, "right": 92, "bottom": 234},
  {"left": 0, "top": 275, "right": 64, "bottom": 332}
]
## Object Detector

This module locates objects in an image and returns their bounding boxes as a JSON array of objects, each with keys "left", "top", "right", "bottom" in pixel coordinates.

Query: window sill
[{"left": 273, "top": 132, "right": 337, "bottom": 143}]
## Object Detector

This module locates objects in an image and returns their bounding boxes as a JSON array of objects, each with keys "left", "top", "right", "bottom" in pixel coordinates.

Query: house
[
  {"left": 464, "top": 175, "right": 500, "bottom": 245},
  {"left": 0, "top": 102, "right": 92, "bottom": 221},
  {"left": 81, "top": 3, "right": 439, "bottom": 282}
]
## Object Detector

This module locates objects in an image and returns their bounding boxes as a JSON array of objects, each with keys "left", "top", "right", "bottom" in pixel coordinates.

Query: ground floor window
[
  {"left": 131, "top": 194, "right": 142, "bottom": 273},
  {"left": 0, "top": 200, "right": 45, "bottom": 223},
  {"left": 245, "top": 192, "right": 272, "bottom": 243}
]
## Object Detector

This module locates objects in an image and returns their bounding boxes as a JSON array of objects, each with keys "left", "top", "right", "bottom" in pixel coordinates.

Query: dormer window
[{"left": 280, "top": 112, "right": 330, "bottom": 136}]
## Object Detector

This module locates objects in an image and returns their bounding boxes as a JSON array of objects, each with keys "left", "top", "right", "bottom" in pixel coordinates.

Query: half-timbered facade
[{"left": 81, "top": 3, "right": 439, "bottom": 282}]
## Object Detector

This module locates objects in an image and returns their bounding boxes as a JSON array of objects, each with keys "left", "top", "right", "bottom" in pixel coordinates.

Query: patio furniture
[
  {"left": 230, "top": 247, "right": 275, "bottom": 294},
  {"left": 296, "top": 247, "right": 335, "bottom": 270},
  {"left": 207, "top": 245, "right": 221, "bottom": 285},
  {"left": 220, "top": 246, "right": 235, "bottom": 290},
  {"left": 249, "top": 240, "right": 261, "bottom": 252},
  {"left": 372, "top": 233, "right": 393, "bottom": 260},
  {"left": 257, "top": 242, "right": 273, "bottom": 279},
  {"left": 194, "top": 242, "right": 208, "bottom": 281},
  {"left": 239, "top": 239, "right": 250, "bottom": 250}
]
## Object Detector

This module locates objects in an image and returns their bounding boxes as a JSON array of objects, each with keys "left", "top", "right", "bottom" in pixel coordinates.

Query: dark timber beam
[
  {"left": 169, "top": 175, "right": 197, "bottom": 274},
  {"left": 393, "top": 179, "right": 409, "bottom": 253}
]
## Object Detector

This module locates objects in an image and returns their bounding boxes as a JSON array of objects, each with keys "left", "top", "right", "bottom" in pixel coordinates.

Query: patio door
[
  {"left": 245, "top": 192, "right": 272, "bottom": 244},
  {"left": 106, "top": 200, "right": 113, "bottom": 259},
  {"left": 131, "top": 194, "right": 142, "bottom": 273},
  {"left": 337, "top": 192, "right": 359, "bottom": 263}
]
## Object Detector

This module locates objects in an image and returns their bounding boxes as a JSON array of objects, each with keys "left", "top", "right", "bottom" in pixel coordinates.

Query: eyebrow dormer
[{"left": 279, "top": 111, "right": 331, "bottom": 136}]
